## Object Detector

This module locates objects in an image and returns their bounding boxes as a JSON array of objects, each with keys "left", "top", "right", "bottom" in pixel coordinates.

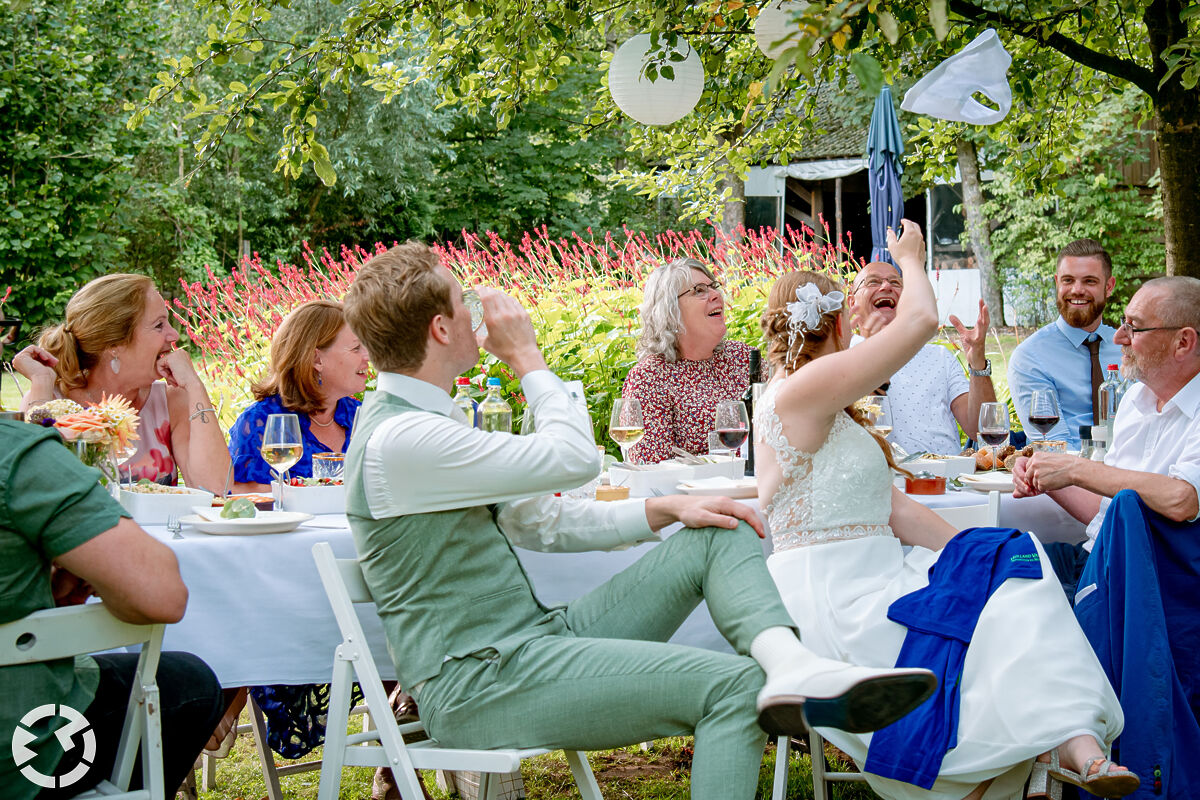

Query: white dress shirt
[
  {"left": 362, "top": 370, "right": 656, "bottom": 552},
  {"left": 1085, "top": 371, "right": 1200, "bottom": 545}
]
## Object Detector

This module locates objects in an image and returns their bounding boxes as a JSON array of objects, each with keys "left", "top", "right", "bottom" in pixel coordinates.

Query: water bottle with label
[
  {"left": 479, "top": 377, "right": 512, "bottom": 433},
  {"left": 453, "top": 376, "right": 478, "bottom": 428}
]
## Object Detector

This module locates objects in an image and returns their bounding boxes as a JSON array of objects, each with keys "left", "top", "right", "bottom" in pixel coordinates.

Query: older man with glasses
[
  {"left": 847, "top": 261, "right": 995, "bottom": 456},
  {"left": 1014, "top": 276, "right": 1200, "bottom": 584}
]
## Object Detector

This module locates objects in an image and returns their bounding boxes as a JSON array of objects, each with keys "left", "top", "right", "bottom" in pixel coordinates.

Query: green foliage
[
  {"left": 984, "top": 94, "right": 1164, "bottom": 327},
  {"left": 0, "top": 0, "right": 168, "bottom": 331}
]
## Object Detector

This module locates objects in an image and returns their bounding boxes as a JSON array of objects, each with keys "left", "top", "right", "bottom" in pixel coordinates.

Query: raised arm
[
  {"left": 780, "top": 221, "right": 939, "bottom": 420},
  {"left": 162, "top": 349, "right": 232, "bottom": 493},
  {"left": 948, "top": 299, "right": 997, "bottom": 440}
]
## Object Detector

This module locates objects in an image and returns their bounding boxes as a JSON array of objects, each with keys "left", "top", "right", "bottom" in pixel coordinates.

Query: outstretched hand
[{"left": 949, "top": 299, "right": 990, "bottom": 368}]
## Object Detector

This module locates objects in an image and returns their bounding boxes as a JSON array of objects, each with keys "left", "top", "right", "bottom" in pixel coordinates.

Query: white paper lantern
[
  {"left": 608, "top": 34, "right": 704, "bottom": 126},
  {"left": 754, "top": 1, "right": 810, "bottom": 60}
]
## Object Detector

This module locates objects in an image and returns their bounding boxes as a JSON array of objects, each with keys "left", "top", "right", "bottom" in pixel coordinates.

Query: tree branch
[{"left": 948, "top": 0, "right": 1159, "bottom": 99}]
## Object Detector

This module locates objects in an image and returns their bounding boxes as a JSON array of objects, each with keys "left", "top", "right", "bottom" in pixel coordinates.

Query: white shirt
[
  {"left": 1085, "top": 371, "right": 1200, "bottom": 545},
  {"left": 362, "top": 370, "right": 656, "bottom": 552},
  {"left": 851, "top": 336, "right": 969, "bottom": 455}
]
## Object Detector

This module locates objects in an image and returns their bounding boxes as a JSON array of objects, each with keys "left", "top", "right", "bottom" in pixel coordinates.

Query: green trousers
[{"left": 416, "top": 523, "right": 797, "bottom": 799}]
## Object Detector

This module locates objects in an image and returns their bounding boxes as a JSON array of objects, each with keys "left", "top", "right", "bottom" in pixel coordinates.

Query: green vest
[{"left": 345, "top": 390, "right": 567, "bottom": 689}]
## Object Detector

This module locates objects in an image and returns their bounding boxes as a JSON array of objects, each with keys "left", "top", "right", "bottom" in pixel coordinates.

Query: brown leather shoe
[{"left": 371, "top": 766, "right": 433, "bottom": 800}]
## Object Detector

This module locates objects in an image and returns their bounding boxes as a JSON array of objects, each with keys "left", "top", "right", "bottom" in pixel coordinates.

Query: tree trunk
[
  {"left": 1145, "top": 0, "right": 1200, "bottom": 278},
  {"left": 1152, "top": 89, "right": 1200, "bottom": 279},
  {"left": 956, "top": 138, "right": 1003, "bottom": 320},
  {"left": 719, "top": 169, "right": 745, "bottom": 242}
]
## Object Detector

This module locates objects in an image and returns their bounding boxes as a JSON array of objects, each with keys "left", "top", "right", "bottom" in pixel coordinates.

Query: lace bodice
[{"left": 755, "top": 382, "right": 894, "bottom": 551}]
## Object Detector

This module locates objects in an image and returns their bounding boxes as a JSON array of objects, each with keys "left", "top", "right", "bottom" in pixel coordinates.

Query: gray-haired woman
[{"left": 621, "top": 257, "right": 758, "bottom": 463}]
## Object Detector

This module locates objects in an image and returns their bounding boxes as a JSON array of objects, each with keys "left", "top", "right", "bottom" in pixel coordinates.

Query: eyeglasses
[
  {"left": 856, "top": 277, "right": 903, "bottom": 292},
  {"left": 0, "top": 316, "right": 21, "bottom": 346},
  {"left": 1117, "top": 319, "right": 1183, "bottom": 336},
  {"left": 677, "top": 280, "right": 723, "bottom": 299}
]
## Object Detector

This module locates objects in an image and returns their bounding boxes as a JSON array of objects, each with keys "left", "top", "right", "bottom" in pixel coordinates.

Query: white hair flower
[{"left": 786, "top": 283, "right": 844, "bottom": 335}]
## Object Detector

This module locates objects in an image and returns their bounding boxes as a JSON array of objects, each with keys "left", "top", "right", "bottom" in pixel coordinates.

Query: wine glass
[
  {"left": 608, "top": 398, "right": 645, "bottom": 465},
  {"left": 861, "top": 395, "right": 894, "bottom": 438},
  {"left": 1028, "top": 389, "right": 1061, "bottom": 448},
  {"left": 261, "top": 413, "right": 303, "bottom": 510},
  {"left": 977, "top": 402, "right": 1011, "bottom": 473},
  {"left": 714, "top": 400, "right": 750, "bottom": 476}
]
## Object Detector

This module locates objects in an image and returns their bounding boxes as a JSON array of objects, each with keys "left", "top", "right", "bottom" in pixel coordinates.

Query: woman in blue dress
[{"left": 230, "top": 299, "right": 369, "bottom": 490}]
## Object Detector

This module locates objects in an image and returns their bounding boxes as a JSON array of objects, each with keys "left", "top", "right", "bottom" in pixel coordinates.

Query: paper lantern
[
  {"left": 754, "top": 1, "right": 810, "bottom": 60},
  {"left": 608, "top": 34, "right": 704, "bottom": 126}
]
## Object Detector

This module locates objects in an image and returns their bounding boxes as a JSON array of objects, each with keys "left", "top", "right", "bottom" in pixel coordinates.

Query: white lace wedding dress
[{"left": 755, "top": 381, "right": 1123, "bottom": 800}]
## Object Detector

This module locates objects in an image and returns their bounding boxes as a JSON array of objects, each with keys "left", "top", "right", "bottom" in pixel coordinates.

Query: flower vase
[{"left": 72, "top": 437, "right": 121, "bottom": 500}]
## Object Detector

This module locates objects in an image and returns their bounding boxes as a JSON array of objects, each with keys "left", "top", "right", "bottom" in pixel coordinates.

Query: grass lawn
[
  {"left": 1, "top": 368, "right": 28, "bottom": 411},
  {"left": 192, "top": 721, "right": 883, "bottom": 800}
]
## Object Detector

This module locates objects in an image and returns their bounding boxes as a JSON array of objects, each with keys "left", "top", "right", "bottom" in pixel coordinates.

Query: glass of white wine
[
  {"left": 608, "top": 397, "right": 645, "bottom": 465},
  {"left": 861, "top": 395, "right": 894, "bottom": 438},
  {"left": 261, "top": 413, "right": 303, "bottom": 510}
]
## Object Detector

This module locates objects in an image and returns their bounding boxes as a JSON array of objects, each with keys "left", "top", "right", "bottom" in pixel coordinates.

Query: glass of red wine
[
  {"left": 1027, "top": 389, "right": 1061, "bottom": 449},
  {"left": 977, "top": 402, "right": 1010, "bottom": 473},
  {"left": 714, "top": 400, "right": 750, "bottom": 477}
]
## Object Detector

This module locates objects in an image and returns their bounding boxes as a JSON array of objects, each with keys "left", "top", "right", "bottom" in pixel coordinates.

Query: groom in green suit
[{"left": 341, "top": 242, "right": 935, "bottom": 799}]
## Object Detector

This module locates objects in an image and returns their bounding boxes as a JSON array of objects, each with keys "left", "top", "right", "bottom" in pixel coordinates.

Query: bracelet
[
  {"left": 189, "top": 407, "right": 217, "bottom": 422},
  {"left": 968, "top": 359, "right": 992, "bottom": 378}
]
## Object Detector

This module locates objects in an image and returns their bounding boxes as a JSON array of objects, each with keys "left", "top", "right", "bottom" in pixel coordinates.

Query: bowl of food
[
  {"left": 904, "top": 473, "right": 947, "bottom": 495},
  {"left": 120, "top": 482, "right": 215, "bottom": 525},
  {"left": 212, "top": 493, "right": 275, "bottom": 512},
  {"left": 273, "top": 477, "right": 346, "bottom": 516}
]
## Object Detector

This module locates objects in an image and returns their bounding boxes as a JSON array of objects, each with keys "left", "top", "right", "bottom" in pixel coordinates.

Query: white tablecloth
[{"left": 150, "top": 487, "right": 1084, "bottom": 686}]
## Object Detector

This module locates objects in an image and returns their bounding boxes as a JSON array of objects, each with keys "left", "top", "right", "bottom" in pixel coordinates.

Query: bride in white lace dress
[{"left": 754, "top": 221, "right": 1134, "bottom": 800}]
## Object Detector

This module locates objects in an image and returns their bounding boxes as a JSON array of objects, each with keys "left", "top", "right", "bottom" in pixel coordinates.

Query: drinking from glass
[
  {"left": 462, "top": 288, "right": 487, "bottom": 338},
  {"left": 860, "top": 395, "right": 893, "bottom": 438},
  {"left": 977, "top": 402, "right": 1011, "bottom": 473},
  {"left": 608, "top": 398, "right": 645, "bottom": 465},
  {"left": 261, "top": 413, "right": 303, "bottom": 509},
  {"left": 1027, "top": 389, "right": 1061, "bottom": 446}
]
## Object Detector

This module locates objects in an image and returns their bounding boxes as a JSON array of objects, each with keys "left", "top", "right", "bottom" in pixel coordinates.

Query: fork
[{"left": 166, "top": 513, "right": 183, "bottom": 539}]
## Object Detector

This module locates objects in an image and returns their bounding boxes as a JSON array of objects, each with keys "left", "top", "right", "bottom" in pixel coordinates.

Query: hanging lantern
[
  {"left": 608, "top": 34, "right": 704, "bottom": 126},
  {"left": 754, "top": 1, "right": 810, "bottom": 60}
]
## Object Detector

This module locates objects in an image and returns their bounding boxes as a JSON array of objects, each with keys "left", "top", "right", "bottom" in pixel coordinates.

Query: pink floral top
[
  {"left": 119, "top": 382, "right": 178, "bottom": 485},
  {"left": 621, "top": 340, "right": 757, "bottom": 464}
]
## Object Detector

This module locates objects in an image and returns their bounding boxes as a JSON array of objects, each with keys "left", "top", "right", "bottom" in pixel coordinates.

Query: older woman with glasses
[{"left": 621, "top": 257, "right": 761, "bottom": 463}]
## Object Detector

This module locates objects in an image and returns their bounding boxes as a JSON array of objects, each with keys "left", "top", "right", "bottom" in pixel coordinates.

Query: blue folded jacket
[{"left": 865, "top": 528, "right": 1042, "bottom": 788}]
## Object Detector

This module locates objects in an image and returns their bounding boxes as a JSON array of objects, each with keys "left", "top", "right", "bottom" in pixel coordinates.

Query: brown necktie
[{"left": 1086, "top": 334, "right": 1103, "bottom": 424}]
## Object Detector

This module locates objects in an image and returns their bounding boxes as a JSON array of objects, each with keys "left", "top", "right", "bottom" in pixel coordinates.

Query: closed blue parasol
[{"left": 867, "top": 85, "right": 905, "bottom": 265}]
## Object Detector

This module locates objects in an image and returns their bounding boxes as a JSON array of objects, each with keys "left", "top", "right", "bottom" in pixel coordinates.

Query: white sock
[{"left": 749, "top": 626, "right": 819, "bottom": 681}]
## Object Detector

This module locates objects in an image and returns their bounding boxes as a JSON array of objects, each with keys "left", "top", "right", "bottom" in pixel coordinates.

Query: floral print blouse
[
  {"left": 621, "top": 339, "right": 757, "bottom": 464},
  {"left": 120, "top": 381, "right": 178, "bottom": 485}
]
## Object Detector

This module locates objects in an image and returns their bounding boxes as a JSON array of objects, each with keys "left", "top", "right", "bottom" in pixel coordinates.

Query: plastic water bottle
[
  {"left": 479, "top": 377, "right": 512, "bottom": 433},
  {"left": 452, "top": 376, "right": 478, "bottom": 428}
]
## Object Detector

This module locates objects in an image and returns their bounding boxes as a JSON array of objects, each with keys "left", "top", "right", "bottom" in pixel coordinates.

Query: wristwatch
[{"left": 968, "top": 359, "right": 992, "bottom": 378}]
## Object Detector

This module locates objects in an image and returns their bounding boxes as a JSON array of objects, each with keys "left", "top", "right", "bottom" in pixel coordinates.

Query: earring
[
  {"left": 110, "top": 352, "right": 121, "bottom": 375},
  {"left": 316, "top": 372, "right": 323, "bottom": 386}
]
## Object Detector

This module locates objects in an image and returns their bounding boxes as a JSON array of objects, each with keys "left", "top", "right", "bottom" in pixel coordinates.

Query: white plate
[
  {"left": 958, "top": 472, "right": 1015, "bottom": 493},
  {"left": 180, "top": 510, "right": 314, "bottom": 535},
  {"left": 675, "top": 478, "right": 758, "bottom": 499}
]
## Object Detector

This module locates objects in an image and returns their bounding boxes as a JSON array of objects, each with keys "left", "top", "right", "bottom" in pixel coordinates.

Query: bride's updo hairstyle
[
  {"left": 761, "top": 270, "right": 908, "bottom": 475},
  {"left": 37, "top": 273, "right": 155, "bottom": 395}
]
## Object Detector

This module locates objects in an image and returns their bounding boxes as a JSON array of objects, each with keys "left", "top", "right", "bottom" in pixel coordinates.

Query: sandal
[
  {"left": 1047, "top": 750, "right": 1141, "bottom": 798},
  {"left": 1026, "top": 759, "right": 1062, "bottom": 800}
]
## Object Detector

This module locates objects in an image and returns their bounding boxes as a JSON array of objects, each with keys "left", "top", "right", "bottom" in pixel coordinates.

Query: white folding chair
[
  {"left": 772, "top": 731, "right": 865, "bottom": 800},
  {"left": 311, "top": 542, "right": 604, "bottom": 800},
  {"left": 933, "top": 489, "right": 1001, "bottom": 530},
  {"left": 0, "top": 603, "right": 165, "bottom": 799}
]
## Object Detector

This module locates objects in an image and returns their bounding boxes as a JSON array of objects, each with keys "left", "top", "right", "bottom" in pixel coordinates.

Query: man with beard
[
  {"left": 848, "top": 261, "right": 995, "bottom": 455},
  {"left": 1008, "top": 239, "right": 1122, "bottom": 449},
  {"left": 1013, "top": 276, "right": 1200, "bottom": 590}
]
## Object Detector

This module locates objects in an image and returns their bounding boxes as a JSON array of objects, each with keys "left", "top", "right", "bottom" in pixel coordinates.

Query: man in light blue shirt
[{"left": 1008, "top": 239, "right": 1122, "bottom": 449}]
